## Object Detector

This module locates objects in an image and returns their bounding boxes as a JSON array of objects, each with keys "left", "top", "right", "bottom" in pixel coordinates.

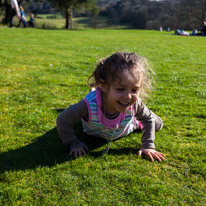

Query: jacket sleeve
[
  {"left": 134, "top": 98, "right": 156, "bottom": 149},
  {"left": 56, "top": 100, "right": 88, "bottom": 146}
]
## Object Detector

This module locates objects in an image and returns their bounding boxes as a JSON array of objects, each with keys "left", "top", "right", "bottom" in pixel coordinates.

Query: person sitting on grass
[
  {"left": 27, "top": 13, "right": 35, "bottom": 27},
  {"left": 56, "top": 52, "right": 165, "bottom": 162},
  {"left": 192, "top": 20, "right": 206, "bottom": 36}
]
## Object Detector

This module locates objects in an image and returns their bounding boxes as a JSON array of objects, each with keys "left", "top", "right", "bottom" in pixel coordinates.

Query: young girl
[
  {"left": 18, "top": 6, "right": 27, "bottom": 28},
  {"left": 56, "top": 52, "right": 165, "bottom": 162}
]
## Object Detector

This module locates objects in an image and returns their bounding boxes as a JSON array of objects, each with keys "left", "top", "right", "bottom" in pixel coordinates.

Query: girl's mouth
[{"left": 118, "top": 101, "right": 130, "bottom": 107}]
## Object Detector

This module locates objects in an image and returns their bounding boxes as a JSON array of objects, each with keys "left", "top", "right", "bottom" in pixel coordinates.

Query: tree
[
  {"left": 0, "top": 0, "right": 11, "bottom": 24},
  {"left": 47, "top": 0, "right": 97, "bottom": 29},
  {"left": 88, "top": 0, "right": 99, "bottom": 28},
  {"left": 195, "top": 0, "right": 206, "bottom": 25}
]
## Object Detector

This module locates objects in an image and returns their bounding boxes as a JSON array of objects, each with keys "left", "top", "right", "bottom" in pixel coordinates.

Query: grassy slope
[{"left": 0, "top": 28, "right": 206, "bottom": 205}]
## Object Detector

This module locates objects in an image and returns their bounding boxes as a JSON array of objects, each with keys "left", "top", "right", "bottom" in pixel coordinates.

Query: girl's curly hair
[{"left": 88, "top": 52, "right": 155, "bottom": 100}]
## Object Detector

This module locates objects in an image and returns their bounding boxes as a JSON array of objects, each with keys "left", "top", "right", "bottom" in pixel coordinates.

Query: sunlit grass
[{"left": 0, "top": 28, "right": 205, "bottom": 205}]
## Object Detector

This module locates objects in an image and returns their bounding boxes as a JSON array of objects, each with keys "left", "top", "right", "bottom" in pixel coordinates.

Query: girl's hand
[
  {"left": 69, "top": 142, "right": 89, "bottom": 159},
  {"left": 138, "top": 148, "right": 165, "bottom": 162}
]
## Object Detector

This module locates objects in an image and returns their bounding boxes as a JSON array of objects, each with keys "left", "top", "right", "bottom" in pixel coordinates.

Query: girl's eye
[
  {"left": 132, "top": 89, "right": 137, "bottom": 93},
  {"left": 117, "top": 88, "right": 124, "bottom": 91}
]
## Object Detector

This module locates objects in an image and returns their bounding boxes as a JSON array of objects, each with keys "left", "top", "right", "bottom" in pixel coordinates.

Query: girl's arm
[
  {"left": 56, "top": 100, "right": 89, "bottom": 157},
  {"left": 135, "top": 98, "right": 156, "bottom": 149},
  {"left": 135, "top": 99, "right": 165, "bottom": 161}
]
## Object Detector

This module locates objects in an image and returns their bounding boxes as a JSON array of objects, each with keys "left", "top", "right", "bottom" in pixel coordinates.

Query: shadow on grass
[
  {"left": 0, "top": 113, "right": 141, "bottom": 174},
  {"left": 89, "top": 147, "right": 138, "bottom": 158},
  {"left": 0, "top": 122, "right": 107, "bottom": 174},
  {"left": 0, "top": 127, "right": 65, "bottom": 174}
]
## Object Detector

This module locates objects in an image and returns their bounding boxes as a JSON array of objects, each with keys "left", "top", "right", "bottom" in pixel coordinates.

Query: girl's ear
[
  {"left": 99, "top": 83, "right": 108, "bottom": 93},
  {"left": 99, "top": 79, "right": 108, "bottom": 92}
]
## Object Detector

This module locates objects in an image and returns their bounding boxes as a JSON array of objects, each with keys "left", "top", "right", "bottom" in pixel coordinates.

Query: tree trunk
[
  {"left": 2, "top": 2, "right": 11, "bottom": 24},
  {"left": 69, "top": 6, "right": 73, "bottom": 30},
  {"left": 65, "top": 7, "right": 73, "bottom": 29},
  {"left": 65, "top": 8, "right": 69, "bottom": 29}
]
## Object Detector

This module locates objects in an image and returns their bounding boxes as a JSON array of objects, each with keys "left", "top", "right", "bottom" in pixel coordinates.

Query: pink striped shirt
[{"left": 81, "top": 87, "right": 140, "bottom": 140}]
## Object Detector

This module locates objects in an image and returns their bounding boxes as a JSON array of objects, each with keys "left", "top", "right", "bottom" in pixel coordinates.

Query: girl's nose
[{"left": 124, "top": 92, "right": 132, "bottom": 99}]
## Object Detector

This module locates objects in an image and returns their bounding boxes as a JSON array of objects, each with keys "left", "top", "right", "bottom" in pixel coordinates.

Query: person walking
[
  {"left": 17, "top": 6, "right": 27, "bottom": 28},
  {"left": 9, "top": 0, "right": 20, "bottom": 27}
]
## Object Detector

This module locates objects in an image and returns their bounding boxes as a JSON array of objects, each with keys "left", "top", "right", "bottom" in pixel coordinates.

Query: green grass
[{"left": 0, "top": 28, "right": 206, "bottom": 205}]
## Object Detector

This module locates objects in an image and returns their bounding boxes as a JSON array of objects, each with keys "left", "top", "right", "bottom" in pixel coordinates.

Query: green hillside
[{"left": 0, "top": 28, "right": 205, "bottom": 205}]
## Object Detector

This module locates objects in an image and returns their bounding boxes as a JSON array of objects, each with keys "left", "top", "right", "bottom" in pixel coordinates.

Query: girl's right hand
[
  {"left": 69, "top": 141, "right": 89, "bottom": 159},
  {"left": 138, "top": 148, "right": 165, "bottom": 162}
]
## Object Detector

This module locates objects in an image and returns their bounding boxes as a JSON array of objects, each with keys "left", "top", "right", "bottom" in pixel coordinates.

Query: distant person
[
  {"left": 175, "top": 29, "right": 181, "bottom": 35},
  {"left": 57, "top": 52, "right": 165, "bottom": 161},
  {"left": 159, "top": 26, "right": 163, "bottom": 32},
  {"left": 201, "top": 20, "right": 206, "bottom": 36},
  {"left": 191, "top": 29, "right": 198, "bottom": 36},
  {"left": 17, "top": 6, "right": 27, "bottom": 28},
  {"left": 195, "top": 20, "right": 206, "bottom": 36},
  {"left": 9, "top": 0, "right": 20, "bottom": 27},
  {"left": 27, "top": 13, "right": 35, "bottom": 27},
  {"left": 180, "top": 30, "right": 189, "bottom": 36},
  {"left": 174, "top": 29, "right": 189, "bottom": 36}
]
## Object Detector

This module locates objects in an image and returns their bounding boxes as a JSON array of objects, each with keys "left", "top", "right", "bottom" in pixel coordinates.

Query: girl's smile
[{"left": 101, "top": 72, "right": 141, "bottom": 115}]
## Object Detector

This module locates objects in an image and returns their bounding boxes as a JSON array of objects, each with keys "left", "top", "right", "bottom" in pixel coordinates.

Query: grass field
[{"left": 0, "top": 28, "right": 206, "bottom": 205}]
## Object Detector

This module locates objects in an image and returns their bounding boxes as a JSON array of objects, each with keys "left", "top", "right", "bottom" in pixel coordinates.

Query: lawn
[{"left": 0, "top": 28, "right": 206, "bottom": 205}]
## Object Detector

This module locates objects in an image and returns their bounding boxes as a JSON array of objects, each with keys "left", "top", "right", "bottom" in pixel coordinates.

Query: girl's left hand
[{"left": 138, "top": 148, "right": 165, "bottom": 162}]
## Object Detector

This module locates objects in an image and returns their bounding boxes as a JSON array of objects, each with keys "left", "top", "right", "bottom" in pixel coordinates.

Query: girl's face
[{"left": 101, "top": 71, "right": 142, "bottom": 115}]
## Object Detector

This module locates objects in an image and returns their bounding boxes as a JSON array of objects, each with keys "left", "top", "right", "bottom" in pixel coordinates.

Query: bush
[
  {"left": 42, "top": 22, "right": 57, "bottom": 29},
  {"left": 35, "top": 21, "right": 57, "bottom": 29},
  {"left": 46, "top": 15, "right": 57, "bottom": 19}
]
